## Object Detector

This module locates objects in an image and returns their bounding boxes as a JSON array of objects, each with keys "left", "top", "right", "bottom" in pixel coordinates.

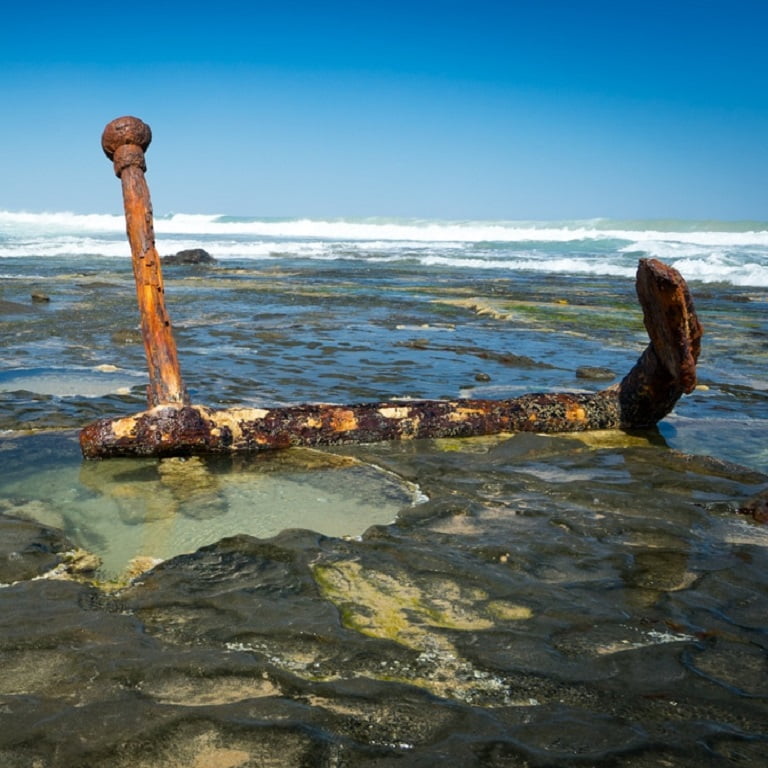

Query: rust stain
[
  {"left": 449, "top": 406, "right": 485, "bottom": 423},
  {"left": 565, "top": 405, "right": 587, "bottom": 422},
  {"left": 111, "top": 416, "right": 138, "bottom": 440},
  {"left": 330, "top": 408, "right": 359, "bottom": 432}
]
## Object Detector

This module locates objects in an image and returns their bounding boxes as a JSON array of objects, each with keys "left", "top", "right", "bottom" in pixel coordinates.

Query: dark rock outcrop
[
  {"left": 162, "top": 248, "right": 216, "bottom": 266},
  {"left": 0, "top": 513, "right": 68, "bottom": 582}
]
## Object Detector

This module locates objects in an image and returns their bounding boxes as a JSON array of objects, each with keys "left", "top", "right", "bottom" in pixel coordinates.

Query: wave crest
[{"left": 2, "top": 211, "right": 767, "bottom": 286}]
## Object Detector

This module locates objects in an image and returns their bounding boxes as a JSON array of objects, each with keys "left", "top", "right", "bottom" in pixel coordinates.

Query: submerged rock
[
  {"left": 0, "top": 299, "right": 33, "bottom": 314},
  {"left": 111, "top": 328, "right": 143, "bottom": 345},
  {"left": 576, "top": 365, "right": 617, "bottom": 381},
  {"left": 0, "top": 512, "right": 69, "bottom": 583},
  {"left": 738, "top": 488, "right": 768, "bottom": 523}
]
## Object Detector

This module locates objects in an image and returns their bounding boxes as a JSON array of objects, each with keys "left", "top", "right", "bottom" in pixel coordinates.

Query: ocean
[
  {"left": 2, "top": 211, "right": 766, "bottom": 461},
  {"left": 3, "top": 211, "right": 768, "bottom": 284},
  {"left": 1, "top": 210, "right": 767, "bottom": 765}
]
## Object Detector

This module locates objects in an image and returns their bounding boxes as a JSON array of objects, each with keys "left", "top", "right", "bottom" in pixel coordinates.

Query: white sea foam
[
  {"left": 2, "top": 210, "right": 767, "bottom": 286},
  {"left": 4, "top": 210, "right": 768, "bottom": 243},
  {"left": 143, "top": 214, "right": 768, "bottom": 247},
  {"left": 0, "top": 210, "right": 126, "bottom": 233}
]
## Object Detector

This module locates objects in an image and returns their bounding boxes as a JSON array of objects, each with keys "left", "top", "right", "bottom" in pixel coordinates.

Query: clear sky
[{"left": 1, "top": 1, "right": 766, "bottom": 220}]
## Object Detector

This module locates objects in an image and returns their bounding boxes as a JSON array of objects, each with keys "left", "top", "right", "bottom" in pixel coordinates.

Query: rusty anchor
[
  {"left": 100, "top": 116, "right": 189, "bottom": 409},
  {"left": 79, "top": 117, "right": 703, "bottom": 459}
]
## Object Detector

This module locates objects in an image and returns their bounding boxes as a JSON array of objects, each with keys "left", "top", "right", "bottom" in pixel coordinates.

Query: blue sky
[{"left": 1, "top": 1, "right": 766, "bottom": 220}]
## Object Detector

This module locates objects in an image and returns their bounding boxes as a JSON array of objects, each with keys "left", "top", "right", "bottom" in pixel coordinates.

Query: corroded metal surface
[
  {"left": 79, "top": 255, "right": 702, "bottom": 459},
  {"left": 81, "top": 118, "right": 702, "bottom": 459},
  {"left": 615, "top": 257, "right": 703, "bottom": 428},
  {"left": 80, "top": 392, "right": 622, "bottom": 458},
  {"left": 102, "top": 116, "right": 189, "bottom": 408},
  {"left": 637, "top": 255, "right": 702, "bottom": 393}
]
